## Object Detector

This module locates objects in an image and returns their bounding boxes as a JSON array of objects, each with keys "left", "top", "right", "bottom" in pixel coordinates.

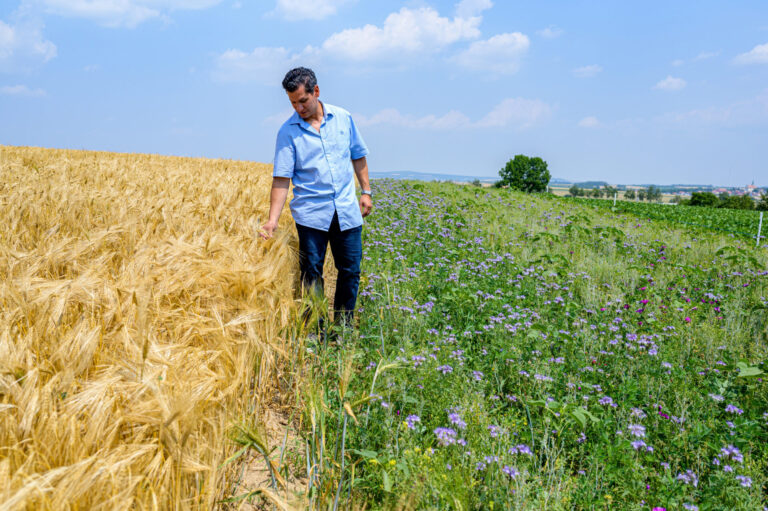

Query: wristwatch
[{"left": 361, "top": 190, "right": 373, "bottom": 197}]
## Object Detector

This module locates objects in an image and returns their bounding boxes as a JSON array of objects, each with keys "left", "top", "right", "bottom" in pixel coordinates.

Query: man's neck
[{"left": 310, "top": 101, "right": 324, "bottom": 124}]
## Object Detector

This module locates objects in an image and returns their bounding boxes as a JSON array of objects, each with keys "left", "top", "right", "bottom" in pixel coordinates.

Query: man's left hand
[{"left": 360, "top": 194, "right": 372, "bottom": 217}]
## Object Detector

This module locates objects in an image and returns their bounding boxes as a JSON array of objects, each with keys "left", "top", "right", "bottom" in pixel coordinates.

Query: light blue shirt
[{"left": 273, "top": 102, "right": 369, "bottom": 232}]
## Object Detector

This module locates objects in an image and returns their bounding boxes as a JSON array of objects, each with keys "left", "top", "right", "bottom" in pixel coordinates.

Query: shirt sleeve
[
  {"left": 348, "top": 114, "right": 369, "bottom": 160},
  {"left": 273, "top": 127, "right": 296, "bottom": 178}
]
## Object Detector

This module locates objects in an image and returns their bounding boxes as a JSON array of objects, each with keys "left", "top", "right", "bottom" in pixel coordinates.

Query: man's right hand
[{"left": 260, "top": 219, "right": 278, "bottom": 240}]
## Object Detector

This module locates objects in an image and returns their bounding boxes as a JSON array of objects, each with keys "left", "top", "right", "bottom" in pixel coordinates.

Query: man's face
[{"left": 287, "top": 84, "right": 320, "bottom": 120}]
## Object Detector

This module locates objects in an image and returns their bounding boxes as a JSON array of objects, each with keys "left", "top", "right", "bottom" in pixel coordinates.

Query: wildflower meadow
[{"left": 299, "top": 179, "right": 767, "bottom": 510}]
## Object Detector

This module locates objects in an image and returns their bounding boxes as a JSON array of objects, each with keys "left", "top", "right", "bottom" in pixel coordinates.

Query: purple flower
[
  {"left": 628, "top": 424, "right": 646, "bottom": 438},
  {"left": 725, "top": 404, "right": 744, "bottom": 415},
  {"left": 720, "top": 445, "right": 743, "bottom": 463},
  {"left": 631, "top": 440, "right": 647, "bottom": 451},
  {"left": 598, "top": 396, "right": 617, "bottom": 407},
  {"left": 434, "top": 427, "right": 457, "bottom": 447},
  {"left": 502, "top": 465, "right": 520, "bottom": 479},
  {"left": 488, "top": 425, "right": 503, "bottom": 438},
  {"left": 676, "top": 470, "right": 698, "bottom": 487},
  {"left": 472, "top": 370, "right": 484, "bottom": 381},
  {"left": 436, "top": 364, "right": 453, "bottom": 375},
  {"left": 723, "top": 465, "right": 733, "bottom": 473},
  {"left": 708, "top": 393, "right": 724, "bottom": 402},
  {"left": 448, "top": 412, "right": 467, "bottom": 429},
  {"left": 405, "top": 415, "right": 420, "bottom": 430},
  {"left": 735, "top": 475, "right": 752, "bottom": 488},
  {"left": 682, "top": 504, "right": 699, "bottom": 511},
  {"left": 509, "top": 444, "right": 533, "bottom": 456}
]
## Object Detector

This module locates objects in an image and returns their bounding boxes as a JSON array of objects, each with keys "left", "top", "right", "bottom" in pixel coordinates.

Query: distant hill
[{"left": 371, "top": 170, "right": 571, "bottom": 184}]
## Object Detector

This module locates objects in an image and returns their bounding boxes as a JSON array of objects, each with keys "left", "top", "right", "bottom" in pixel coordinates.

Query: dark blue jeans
[{"left": 295, "top": 212, "right": 362, "bottom": 325}]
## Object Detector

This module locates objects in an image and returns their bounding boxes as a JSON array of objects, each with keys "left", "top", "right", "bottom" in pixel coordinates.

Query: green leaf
[
  {"left": 382, "top": 469, "right": 392, "bottom": 492},
  {"left": 351, "top": 449, "right": 379, "bottom": 459},
  {"left": 736, "top": 361, "right": 763, "bottom": 378}
]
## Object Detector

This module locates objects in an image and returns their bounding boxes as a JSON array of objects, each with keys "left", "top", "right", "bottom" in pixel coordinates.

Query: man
[{"left": 260, "top": 67, "right": 372, "bottom": 330}]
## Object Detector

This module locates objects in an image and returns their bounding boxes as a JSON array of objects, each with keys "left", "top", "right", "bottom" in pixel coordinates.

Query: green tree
[
  {"left": 646, "top": 185, "right": 662, "bottom": 202},
  {"left": 688, "top": 192, "right": 720, "bottom": 208},
  {"left": 569, "top": 184, "right": 581, "bottom": 197},
  {"left": 757, "top": 192, "right": 768, "bottom": 211},
  {"left": 637, "top": 189, "right": 646, "bottom": 201},
  {"left": 471, "top": 178, "right": 482, "bottom": 187},
  {"left": 624, "top": 189, "right": 636, "bottom": 200},
  {"left": 591, "top": 188, "right": 603, "bottom": 198},
  {"left": 719, "top": 195, "right": 754, "bottom": 210},
  {"left": 498, "top": 155, "right": 551, "bottom": 193}
]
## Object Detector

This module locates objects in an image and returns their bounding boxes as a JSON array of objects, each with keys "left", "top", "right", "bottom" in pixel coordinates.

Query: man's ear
[{"left": 314, "top": 85, "right": 320, "bottom": 97}]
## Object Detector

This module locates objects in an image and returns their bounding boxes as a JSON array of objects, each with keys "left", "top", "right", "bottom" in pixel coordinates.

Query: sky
[{"left": 1, "top": 0, "right": 767, "bottom": 186}]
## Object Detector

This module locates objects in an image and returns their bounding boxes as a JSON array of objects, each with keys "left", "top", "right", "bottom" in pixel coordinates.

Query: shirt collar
[{"left": 288, "top": 101, "right": 334, "bottom": 126}]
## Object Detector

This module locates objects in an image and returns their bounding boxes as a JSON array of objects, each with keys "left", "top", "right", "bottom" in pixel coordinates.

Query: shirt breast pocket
[{"left": 334, "top": 128, "right": 350, "bottom": 157}]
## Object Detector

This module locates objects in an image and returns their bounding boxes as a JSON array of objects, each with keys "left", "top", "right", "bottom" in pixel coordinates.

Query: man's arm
[
  {"left": 260, "top": 177, "right": 291, "bottom": 239},
  {"left": 353, "top": 156, "right": 372, "bottom": 218}
]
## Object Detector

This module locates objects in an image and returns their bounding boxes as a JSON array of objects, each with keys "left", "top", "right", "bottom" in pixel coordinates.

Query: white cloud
[
  {"left": 270, "top": 0, "right": 350, "bottom": 21},
  {"left": 34, "top": 0, "right": 223, "bottom": 28},
  {"left": 213, "top": 45, "right": 315, "bottom": 83},
  {"left": 572, "top": 64, "right": 602, "bottom": 78},
  {"left": 0, "top": 84, "right": 46, "bottom": 96},
  {"left": 653, "top": 75, "right": 686, "bottom": 91},
  {"left": 453, "top": 32, "right": 529, "bottom": 74},
  {"left": 321, "top": 7, "right": 482, "bottom": 60},
  {"left": 734, "top": 42, "right": 768, "bottom": 65},
  {"left": 693, "top": 50, "right": 720, "bottom": 61},
  {"left": 536, "top": 25, "right": 563, "bottom": 39},
  {"left": 454, "top": 0, "right": 493, "bottom": 18},
  {"left": 671, "top": 59, "right": 684, "bottom": 67},
  {"left": 353, "top": 97, "right": 552, "bottom": 131},
  {"left": 356, "top": 108, "right": 471, "bottom": 130},
  {"left": 0, "top": 18, "right": 56, "bottom": 71},
  {"left": 578, "top": 116, "right": 599, "bottom": 128},
  {"left": 475, "top": 97, "right": 553, "bottom": 128}
]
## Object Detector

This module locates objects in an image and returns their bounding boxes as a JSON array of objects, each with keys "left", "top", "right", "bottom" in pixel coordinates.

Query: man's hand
[
  {"left": 359, "top": 194, "right": 372, "bottom": 217},
  {"left": 260, "top": 219, "right": 278, "bottom": 240},
  {"left": 260, "top": 177, "right": 291, "bottom": 240}
]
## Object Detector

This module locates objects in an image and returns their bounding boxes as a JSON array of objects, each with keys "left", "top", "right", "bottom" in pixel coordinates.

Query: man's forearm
[
  {"left": 352, "top": 157, "right": 370, "bottom": 190},
  {"left": 268, "top": 177, "right": 291, "bottom": 222}
]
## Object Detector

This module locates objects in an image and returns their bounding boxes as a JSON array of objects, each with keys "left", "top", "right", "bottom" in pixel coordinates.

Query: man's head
[{"left": 283, "top": 67, "right": 320, "bottom": 121}]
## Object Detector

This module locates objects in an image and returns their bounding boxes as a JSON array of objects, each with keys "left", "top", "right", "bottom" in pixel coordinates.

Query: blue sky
[{"left": 1, "top": 0, "right": 767, "bottom": 186}]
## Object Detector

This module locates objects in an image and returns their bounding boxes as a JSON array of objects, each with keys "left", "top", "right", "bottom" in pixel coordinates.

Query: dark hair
[{"left": 282, "top": 67, "right": 317, "bottom": 93}]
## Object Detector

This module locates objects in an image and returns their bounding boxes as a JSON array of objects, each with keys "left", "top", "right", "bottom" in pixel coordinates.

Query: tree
[
  {"left": 471, "top": 178, "right": 482, "bottom": 187},
  {"left": 624, "top": 189, "right": 636, "bottom": 200},
  {"left": 688, "top": 192, "right": 720, "bottom": 208},
  {"left": 646, "top": 185, "right": 662, "bottom": 202},
  {"left": 591, "top": 188, "right": 603, "bottom": 198},
  {"left": 637, "top": 189, "right": 646, "bottom": 201},
  {"left": 569, "top": 184, "right": 582, "bottom": 197},
  {"left": 498, "top": 155, "right": 551, "bottom": 193},
  {"left": 720, "top": 194, "right": 754, "bottom": 210},
  {"left": 757, "top": 192, "right": 768, "bottom": 211}
]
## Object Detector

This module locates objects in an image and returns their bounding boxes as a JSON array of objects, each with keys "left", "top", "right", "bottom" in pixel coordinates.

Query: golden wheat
[{"left": 0, "top": 145, "right": 299, "bottom": 509}]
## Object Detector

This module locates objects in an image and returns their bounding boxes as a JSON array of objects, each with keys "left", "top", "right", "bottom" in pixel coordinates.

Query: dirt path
[{"left": 233, "top": 255, "right": 338, "bottom": 510}]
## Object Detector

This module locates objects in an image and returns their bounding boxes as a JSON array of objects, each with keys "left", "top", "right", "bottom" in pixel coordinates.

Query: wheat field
[{"left": 0, "top": 145, "right": 300, "bottom": 510}]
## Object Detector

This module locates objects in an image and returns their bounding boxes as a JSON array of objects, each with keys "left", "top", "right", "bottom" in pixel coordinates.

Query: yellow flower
[
  {"left": 368, "top": 459, "right": 379, "bottom": 465},
  {"left": 388, "top": 459, "right": 396, "bottom": 467},
  {"left": 414, "top": 447, "right": 421, "bottom": 454}
]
